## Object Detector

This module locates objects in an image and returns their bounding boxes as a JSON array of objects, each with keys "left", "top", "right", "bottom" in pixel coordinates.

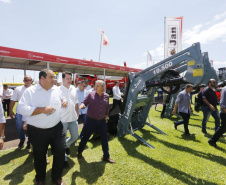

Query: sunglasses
[{"left": 24, "top": 79, "right": 32, "bottom": 82}]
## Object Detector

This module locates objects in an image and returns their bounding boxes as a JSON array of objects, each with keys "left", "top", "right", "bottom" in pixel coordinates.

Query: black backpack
[{"left": 195, "top": 87, "right": 210, "bottom": 112}]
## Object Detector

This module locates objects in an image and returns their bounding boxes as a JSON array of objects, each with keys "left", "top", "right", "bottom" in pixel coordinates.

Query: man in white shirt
[
  {"left": 109, "top": 81, "right": 124, "bottom": 114},
  {"left": 18, "top": 69, "right": 67, "bottom": 185},
  {"left": 59, "top": 72, "right": 79, "bottom": 169},
  {"left": 77, "top": 81, "right": 89, "bottom": 137},
  {"left": 9, "top": 76, "right": 33, "bottom": 149},
  {"left": 2, "top": 85, "right": 13, "bottom": 117}
]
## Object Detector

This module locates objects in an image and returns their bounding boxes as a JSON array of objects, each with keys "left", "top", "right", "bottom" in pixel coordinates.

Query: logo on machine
[
  {"left": 125, "top": 100, "right": 133, "bottom": 119},
  {"left": 153, "top": 61, "right": 172, "bottom": 75},
  {"left": 131, "top": 79, "right": 141, "bottom": 92}
]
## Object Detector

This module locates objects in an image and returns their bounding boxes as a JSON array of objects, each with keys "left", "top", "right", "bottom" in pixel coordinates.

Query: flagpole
[
  {"left": 147, "top": 51, "right": 148, "bottom": 67},
  {"left": 99, "top": 33, "right": 102, "bottom": 62}
]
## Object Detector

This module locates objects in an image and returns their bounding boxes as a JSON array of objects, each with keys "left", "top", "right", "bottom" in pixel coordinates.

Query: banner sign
[{"left": 164, "top": 17, "right": 183, "bottom": 59}]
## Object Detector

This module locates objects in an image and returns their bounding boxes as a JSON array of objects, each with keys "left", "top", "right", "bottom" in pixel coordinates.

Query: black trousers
[
  {"left": 3, "top": 99, "right": 10, "bottom": 116},
  {"left": 175, "top": 112, "right": 190, "bottom": 134},
  {"left": 211, "top": 113, "right": 226, "bottom": 143},
  {"left": 109, "top": 99, "right": 123, "bottom": 114},
  {"left": 27, "top": 122, "right": 66, "bottom": 182}
]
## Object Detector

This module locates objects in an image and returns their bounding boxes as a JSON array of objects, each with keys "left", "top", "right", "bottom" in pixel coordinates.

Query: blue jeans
[
  {"left": 62, "top": 120, "right": 79, "bottom": 161},
  {"left": 15, "top": 113, "right": 29, "bottom": 145},
  {"left": 201, "top": 106, "right": 220, "bottom": 132},
  {"left": 78, "top": 116, "right": 110, "bottom": 159}
]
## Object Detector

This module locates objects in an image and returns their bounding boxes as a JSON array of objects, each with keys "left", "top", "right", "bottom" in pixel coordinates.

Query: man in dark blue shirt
[{"left": 201, "top": 79, "right": 220, "bottom": 134}]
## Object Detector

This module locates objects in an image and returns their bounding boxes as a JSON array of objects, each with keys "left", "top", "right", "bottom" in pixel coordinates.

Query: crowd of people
[
  {"left": 1, "top": 72, "right": 226, "bottom": 185},
  {"left": 0, "top": 70, "right": 125, "bottom": 185},
  {"left": 172, "top": 78, "right": 226, "bottom": 147}
]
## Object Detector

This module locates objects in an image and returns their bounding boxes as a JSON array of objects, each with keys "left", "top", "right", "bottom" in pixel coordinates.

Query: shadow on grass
[
  {"left": 118, "top": 136, "right": 218, "bottom": 185},
  {"left": 143, "top": 128, "right": 226, "bottom": 164},
  {"left": 4, "top": 154, "right": 34, "bottom": 185},
  {"left": 0, "top": 148, "right": 29, "bottom": 165},
  {"left": 43, "top": 157, "right": 76, "bottom": 185},
  {"left": 146, "top": 132, "right": 226, "bottom": 166},
  {"left": 71, "top": 158, "right": 106, "bottom": 185}
]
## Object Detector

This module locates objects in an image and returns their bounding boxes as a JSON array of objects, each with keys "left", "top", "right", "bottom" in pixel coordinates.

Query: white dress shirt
[
  {"left": 112, "top": 85, "right": 122, "bottom": 100},
  {"left": 3, "top": 88, "right": 13, "bottom": 100},
  {"left": 11, "top": 85, "right": 30, "bottom": 114},
  {"left": 59, "top": 84, "right": 78, "bottom": 123},
  {"left": 77, "top": 89, "right": 89, "bottom": 115},
  {"left": 18, "top": 83, "right": 62, "bottom": 129}
]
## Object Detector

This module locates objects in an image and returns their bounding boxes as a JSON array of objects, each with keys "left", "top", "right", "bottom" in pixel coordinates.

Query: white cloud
[
  {"left": 147, "top": 43, "right": 164, "bottom": 61},
  {"left": 213, "top": 61, "right": 226, "bottom": 70},
  {"left": 214, "top": 12, "right": 226, "bottom": 21},
  {"left": 183, "top": 11, "right": 226, "bottom": 45},
  {"left": 0, "top": 0, "right": 11, "bottom": 3},
  {"left": 183, "top": 19, "right": 226, "bottom": 45},
  {"left": 149, "top": 12, "right": 226, "bottom": 61},
  {"left": 133, "top": 62, "right": 148, "bottom": 69}
]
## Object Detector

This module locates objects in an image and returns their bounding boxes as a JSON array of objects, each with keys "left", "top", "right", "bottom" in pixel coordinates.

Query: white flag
[
  {"left": 99, "top": 29, "right": 109, "bottom": 47},
  {"left": 147, "top": 51, "right": 152, "bottom": 63}
]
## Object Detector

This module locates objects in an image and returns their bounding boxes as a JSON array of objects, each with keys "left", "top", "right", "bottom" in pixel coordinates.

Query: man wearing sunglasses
[
  {"left": 9, "top": 76, "right": 33, "bottom": 150},
  {"left": 201, "top": 79, "right": 220, "bottom": 134}
]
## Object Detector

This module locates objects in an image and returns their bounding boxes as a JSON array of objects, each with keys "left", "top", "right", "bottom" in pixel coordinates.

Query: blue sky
[{"left": 0, "top": 0, "right": 226, "bottom": 82}]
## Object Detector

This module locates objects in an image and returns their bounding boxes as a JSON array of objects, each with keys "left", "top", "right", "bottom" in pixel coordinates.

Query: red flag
[{"left": 99, "top": 29, "right": 109, "bottom": 47}]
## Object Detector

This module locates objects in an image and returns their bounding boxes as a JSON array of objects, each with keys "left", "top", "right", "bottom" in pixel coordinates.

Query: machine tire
[
  {"left": 106, "top": 88, "right": 112, "bottom": 95},
  {"left": 160, "top": 70, "right": 180, "bottom": 94}
]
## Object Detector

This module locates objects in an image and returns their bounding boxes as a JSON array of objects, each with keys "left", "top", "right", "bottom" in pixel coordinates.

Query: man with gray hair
[{"left": 78, "top": 80, "right": 115, "bottom": 163}]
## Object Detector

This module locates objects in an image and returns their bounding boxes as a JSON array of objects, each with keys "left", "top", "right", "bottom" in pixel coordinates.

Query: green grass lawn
[{"left": 0, "top": 106, "right": 226, "bottom": 184}]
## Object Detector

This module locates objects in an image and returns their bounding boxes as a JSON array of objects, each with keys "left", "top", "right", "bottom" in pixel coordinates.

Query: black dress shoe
[
  {"left": 184, "top": 133, "right": 191, "bottom": 136},
  {"left": 64, "top": 161, "right": 69, "bottom": 169},
  {"left": 65, "top": 148, "right": 70, "bottom": 155},
  {"left": 52, "top": 179, "right": 66, "bottom": 185},
  {"left": 208, "top": 139, "right": 217, "bottom": 147},
  {"left": 103, "top": 158, "right": 115, "bottom": 164}
]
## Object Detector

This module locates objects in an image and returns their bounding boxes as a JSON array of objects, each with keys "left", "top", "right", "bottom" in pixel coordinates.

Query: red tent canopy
[{"left": 0, "top": 46, "right": 141, "bottom": 76}]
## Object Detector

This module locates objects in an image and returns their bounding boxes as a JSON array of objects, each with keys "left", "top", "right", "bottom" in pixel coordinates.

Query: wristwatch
[{"left": 0, "top": 136, "right": 5, "bottom": 140}]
